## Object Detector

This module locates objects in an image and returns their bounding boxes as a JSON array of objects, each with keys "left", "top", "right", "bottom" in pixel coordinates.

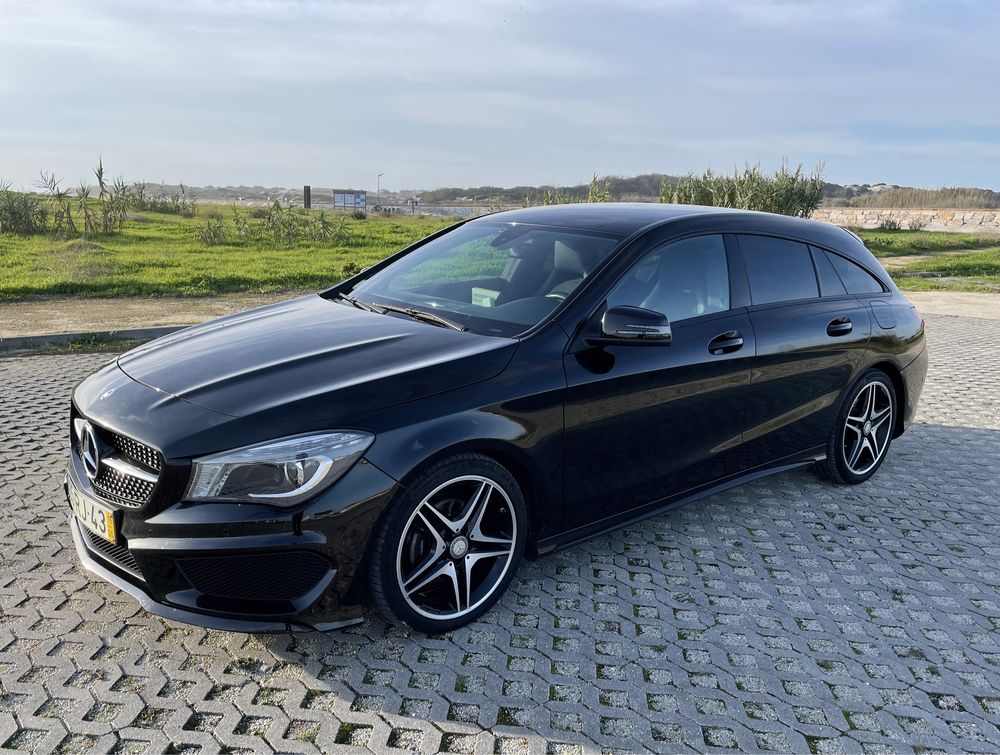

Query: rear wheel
[
  {"left": 819, "top": 370, "right": 896, "bottom": 484},
  {"left": 368, "top": 454, "right": 526, "bottom": 633}
]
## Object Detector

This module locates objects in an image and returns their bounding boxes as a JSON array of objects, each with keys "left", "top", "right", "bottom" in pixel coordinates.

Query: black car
[{"left": 66, "top": 204, "right": 927, "bottom": 633}]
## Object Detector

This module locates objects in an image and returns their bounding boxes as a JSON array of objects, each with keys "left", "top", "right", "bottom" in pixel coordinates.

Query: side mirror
[{"left": 587, "top": 305, "right": 672, "bottom": 347}]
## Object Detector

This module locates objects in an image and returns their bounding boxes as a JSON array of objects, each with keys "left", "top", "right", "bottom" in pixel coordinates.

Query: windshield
[{"left": 344, "top": 222, "right": 623, "bottom": 337}]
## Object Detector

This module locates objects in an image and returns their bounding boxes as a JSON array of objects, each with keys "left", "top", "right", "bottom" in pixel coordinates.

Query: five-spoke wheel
[
  {"left": 842, "top": 380, "right": 893, "bottom": 476},
  {"left": 396, "top": 475, "right": 517, "bottom": 620},
  {"left": 819, "top": 369, "right": 896, "bottom": 484},
  {"left": 368, "top": 454, "right": 526, "bottom": 632}
]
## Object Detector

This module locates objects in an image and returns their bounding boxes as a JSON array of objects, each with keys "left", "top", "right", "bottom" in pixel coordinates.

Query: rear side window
[
  {"left": 810, "top": 246, "right": 847, "bottom": 297},
  {"left": 826, "top": 252, "right": 885, "bottom": 294},
  {"left": 737, "top": 235, "right": 819, "bottom": 305}
]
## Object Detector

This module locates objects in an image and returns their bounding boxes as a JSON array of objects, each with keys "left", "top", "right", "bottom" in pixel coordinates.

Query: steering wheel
[{"left": 545, "top": 292, "right": 568, "bottom": 300}]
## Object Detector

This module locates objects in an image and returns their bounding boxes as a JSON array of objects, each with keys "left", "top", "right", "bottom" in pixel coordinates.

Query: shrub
[
  {"left": 661, "top": 161, "right": 825, "bottom": 217},
  {"left": 352, "top": 209, "right": 367, "bottom": 220},
  {"left": 261, "top": 201, "right": 301, "bottom": 244},
  {"left": 231, "top": 207, "right": 254, "bottom": 239},
  {"left": 840, "top": 186, "right": 1000, "bottom": 209},
  {"left": 0, "top": 159, "right": 198, "bottom": 239},
  {"left": 134, "top": 181, "right": 197, "bottom": 217},
  {"left": 222, "top": 205, "right": 353, "bottom": 246},
  {"left": 0, "top": 184, "right": 47, "bottom": 234},
  {"left": 541, "top": 174, "right": 611, "bottom": 206},
  {"left": 199, "top": 216, "right": 226, "bottom": 246},
  {"left": 878, "top": 217, "right": 901, "bottom": 231},
  {"left": 37, "top": 171, "right": 77, "bottom": 234}
]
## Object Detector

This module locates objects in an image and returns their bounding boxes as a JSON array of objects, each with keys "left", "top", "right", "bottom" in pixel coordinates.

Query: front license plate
[{"left": 69, "top": 485, "right": 117, "bottom": 544}]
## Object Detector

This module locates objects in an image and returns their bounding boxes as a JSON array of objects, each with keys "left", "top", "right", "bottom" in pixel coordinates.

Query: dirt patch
[
  {"left": 0, "top": 290, "right": 315, "bottom": 339},
  {"left": 2, "top": 289, "right": 997, "bottom": 341},
  {"left": 904, "top": 291, "right": 1000, "bottom": 319},
  {"left": 882, "top": 251, "right": 963, "bottom": 268}
]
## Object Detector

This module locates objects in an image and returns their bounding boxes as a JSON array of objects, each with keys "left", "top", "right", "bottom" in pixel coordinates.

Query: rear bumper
[
  {"left": 65, "top": 454, "right": 399, "bottom": 632},
  {"left": 899, "top": 344, "right": 928, "bottom": 433}
]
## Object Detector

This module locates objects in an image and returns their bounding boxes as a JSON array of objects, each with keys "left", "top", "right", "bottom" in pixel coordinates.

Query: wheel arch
[
  {"left": 355, "top": 440, "right": 547, "bottom": 628},
  {"left": 389, "top": 440, "right": 549, "bottom": 557},
  {"left": 867, "top": 360, "right": 907, "bottom": 438}
]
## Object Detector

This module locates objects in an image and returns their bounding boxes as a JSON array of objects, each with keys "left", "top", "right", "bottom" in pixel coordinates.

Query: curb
[{"left": 0, "top": 325, "right": 183, "bottom": 352}]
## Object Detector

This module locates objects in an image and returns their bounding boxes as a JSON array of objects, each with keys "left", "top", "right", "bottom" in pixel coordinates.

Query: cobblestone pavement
[{"left": 1, "top": 313, "right": 998, "bottom": 754}]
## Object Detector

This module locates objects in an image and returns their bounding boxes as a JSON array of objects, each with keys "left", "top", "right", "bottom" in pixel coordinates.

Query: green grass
[
  {"left": 852, "top": 229, "right": 998, "bottom": 258},
  {"left": 2, "top": 208, "right": 998, "bottom": 298},
  {"left": 887, "top": 247, "right": 1000, "bottom": 292},
  {"left": 0, "top": 206, "right": 453, "bottom": 299},
  {"left": 850, "top": 229, "right": 1000, "bottom": 291}
]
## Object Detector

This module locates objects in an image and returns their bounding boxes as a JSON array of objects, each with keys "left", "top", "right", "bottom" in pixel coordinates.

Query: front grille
[
  {"left": 109, "top": 432, "right": 162, "bottom": 473},
  {"left": 91, "top": 465, "right": 156, "bottom": 507},
  {"left": 178, "top": 552, "right": 330, "bottom": 602},
  {"left": 72, "top": 410, "right": 163, "bottom": 509},
  {"left": 84, "top": 529, "right": 142, "bottom": 577}
]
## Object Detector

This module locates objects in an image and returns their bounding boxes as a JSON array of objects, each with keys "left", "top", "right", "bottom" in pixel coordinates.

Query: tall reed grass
[
  {"left": 198, "top": 202, "right": 355, "bottom": 246},
  {"left": 829, "top": 187, "right": 1000, "bottom": 209},
  {"left": 0, "top": 159, "right": 196, "bottom": 237},
  {"left": 661, "top": 162, "right": 825, "bottom": 217}
]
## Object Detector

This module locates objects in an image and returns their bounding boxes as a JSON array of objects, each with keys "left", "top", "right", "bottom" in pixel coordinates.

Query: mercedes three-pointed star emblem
[{"left": 78, "top": 421, "right": 101, "bottom": 480}]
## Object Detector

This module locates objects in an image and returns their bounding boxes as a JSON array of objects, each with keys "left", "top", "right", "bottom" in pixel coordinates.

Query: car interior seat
[
  {"left": 540, "top": 240, "right": 606, "bottom": 299},
  {"left": 640, "top": 255, "right": 703, "bottom": 320}
]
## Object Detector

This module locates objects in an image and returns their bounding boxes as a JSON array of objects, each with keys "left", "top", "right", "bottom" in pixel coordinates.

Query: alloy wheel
[
  {"left": 842, "top": 381, "right": 893, "bottom": 476},
  {"left": 395, "top": 475, "right": 517, "bottom": 621}
]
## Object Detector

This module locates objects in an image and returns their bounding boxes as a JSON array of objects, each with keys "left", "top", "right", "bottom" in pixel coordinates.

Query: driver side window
[{"left": 607, "top": 234, "right": 730, "bottom": 322}]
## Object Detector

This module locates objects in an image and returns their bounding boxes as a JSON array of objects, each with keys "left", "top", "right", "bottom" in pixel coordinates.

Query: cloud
[{"left": 0, "top": 0, "right": 998, "bottom": 189}]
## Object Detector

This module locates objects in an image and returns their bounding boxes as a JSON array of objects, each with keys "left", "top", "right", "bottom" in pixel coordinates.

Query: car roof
[
  {"left": 474, "top": 202, "right": 864, "bottom": 259},
  {"left": 474, "top": 202, "right": 717, "bottom": 235}
]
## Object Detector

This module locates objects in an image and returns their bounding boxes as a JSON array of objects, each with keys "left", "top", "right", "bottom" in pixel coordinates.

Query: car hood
[{"left": 117, "top": 294, "right": 516, "bottom": 423}]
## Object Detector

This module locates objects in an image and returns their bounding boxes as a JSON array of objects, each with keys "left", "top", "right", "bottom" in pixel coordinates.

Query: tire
[
  {"left": 818, "top": 369, "right": 896, "bottom": 485},
  {"left": 367, "top": 453, "right": 527, "bottom": 633}
]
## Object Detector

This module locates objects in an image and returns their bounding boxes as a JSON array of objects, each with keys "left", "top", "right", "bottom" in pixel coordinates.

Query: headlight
[{"left": 184, "top": 432, "right": 374, "bottom": 506}]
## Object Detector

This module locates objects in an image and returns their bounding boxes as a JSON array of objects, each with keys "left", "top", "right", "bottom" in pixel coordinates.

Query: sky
[{"left": 2, "top": 0, "right": 999, "bottom": 192}]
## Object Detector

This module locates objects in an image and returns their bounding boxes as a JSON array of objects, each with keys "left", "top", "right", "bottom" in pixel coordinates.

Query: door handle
[
  {"left": 708, "top": 331, "right": 744, "bottom": 355},
  {"left": 827, "top": 317, "right": 853, "bottom": 336}
]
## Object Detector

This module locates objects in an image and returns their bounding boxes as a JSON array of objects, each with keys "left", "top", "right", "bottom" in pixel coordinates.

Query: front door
[{"left": 561, "top": 234, "right": 754, "bottom": 530}]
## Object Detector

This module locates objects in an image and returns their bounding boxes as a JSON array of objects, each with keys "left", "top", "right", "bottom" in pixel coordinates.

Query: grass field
[
  {"left": 857, "top": 229, "right": 1000, "bottom": 292},
  {"left": 0, "top": 208, "right": 453, "bottom": 299},
  {"left": 1, "top": 208, "right": 997, "bottom": 299}
]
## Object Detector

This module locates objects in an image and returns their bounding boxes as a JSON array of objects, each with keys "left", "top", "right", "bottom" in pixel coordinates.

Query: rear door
[{"left": 736, "top": 234, "right": 872, "bottom": 469}]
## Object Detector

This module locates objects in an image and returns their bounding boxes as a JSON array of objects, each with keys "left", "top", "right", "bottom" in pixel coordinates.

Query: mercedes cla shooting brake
[{"left": 66, "top": 204, "right": 927, "bottom": 633}]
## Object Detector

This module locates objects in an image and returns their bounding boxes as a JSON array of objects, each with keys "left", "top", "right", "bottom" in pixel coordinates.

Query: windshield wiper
[
  {"left": 336, "top": 292, "right": 382, "bottom": 313},
  {"left": 373, "top": 302, "right": 467, "bottom": 332}
]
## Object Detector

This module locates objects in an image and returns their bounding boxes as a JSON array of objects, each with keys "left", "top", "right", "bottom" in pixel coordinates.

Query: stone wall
[{"left": 810, "top": 207, "right": 1000, "bottom": 233}]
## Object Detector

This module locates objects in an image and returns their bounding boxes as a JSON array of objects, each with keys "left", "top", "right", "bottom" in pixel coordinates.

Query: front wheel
[
  {"left": 819, "top": 370, "right": 896, "bottom": 484},
  {"left": 367, "top": 454, "right": 526, "bottom": 633}
]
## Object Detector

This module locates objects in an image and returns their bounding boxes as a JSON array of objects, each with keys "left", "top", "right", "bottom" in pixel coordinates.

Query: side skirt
[{"left": 535, "top": 447, "right": 825, "bottom": 556}]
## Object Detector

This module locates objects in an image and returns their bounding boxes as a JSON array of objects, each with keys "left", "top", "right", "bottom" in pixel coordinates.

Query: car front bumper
[{"left": 65, "top": 450, "right": 400, "bottom": 632}]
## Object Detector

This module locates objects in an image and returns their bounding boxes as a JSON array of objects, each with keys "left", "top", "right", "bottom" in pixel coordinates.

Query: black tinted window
[
  {"left": 738, "top": 235, "right": 819, "bottom": 305},
  {"left": 607, "top": 235, "right": 729, "bottom": 322},
  {"left": 811, "top": 246, "right": 847, "bottom": 297},
  {"left": 827, "top": 252, "right": 885, "bottom": 294},
  {"left": 350, "top": 222, "right": 621, "bottom": 337}
]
